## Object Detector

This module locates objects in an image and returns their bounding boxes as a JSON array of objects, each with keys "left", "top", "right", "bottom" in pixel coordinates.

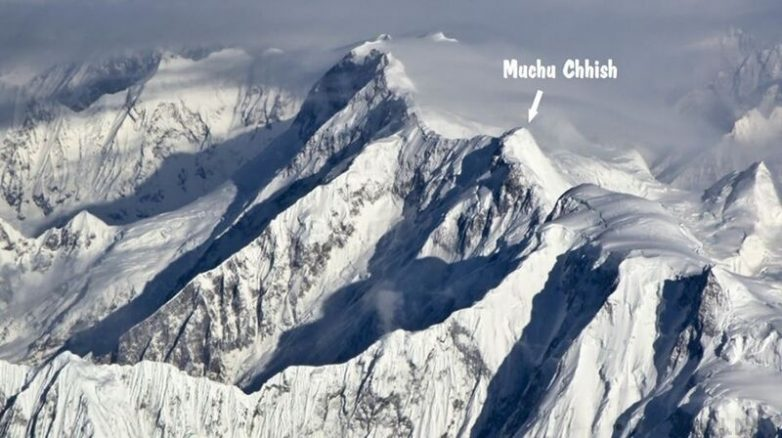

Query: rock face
[
  {"left": 2, "top": 37, "right": 782, "bottom": 438},
  {"left": 0, "top": 48, "right": 300, "bottom": 234}
]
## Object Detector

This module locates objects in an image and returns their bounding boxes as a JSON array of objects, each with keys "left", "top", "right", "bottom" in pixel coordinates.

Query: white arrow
[{"left": 528, "top": 89, "right": 543, "bottom": 123}]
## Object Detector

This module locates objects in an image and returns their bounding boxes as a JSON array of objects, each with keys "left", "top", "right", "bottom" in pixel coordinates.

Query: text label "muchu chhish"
[{"left": 503, "top": 58, "right": 618, "bottom": 79}]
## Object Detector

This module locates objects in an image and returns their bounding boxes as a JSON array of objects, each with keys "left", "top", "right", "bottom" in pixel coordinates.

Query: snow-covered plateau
[{"left": 1, "top": 32, "right": 782, "bottom": 437}]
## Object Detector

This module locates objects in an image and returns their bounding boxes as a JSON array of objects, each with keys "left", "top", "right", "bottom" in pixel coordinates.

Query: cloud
[{"left": 362, "top": 284, "right": 401, "bottom": 333}]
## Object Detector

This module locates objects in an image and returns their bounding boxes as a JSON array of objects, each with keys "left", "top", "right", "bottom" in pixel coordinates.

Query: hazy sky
[{"left": 1, "top": 0, "right": 781, "bottom": 68}]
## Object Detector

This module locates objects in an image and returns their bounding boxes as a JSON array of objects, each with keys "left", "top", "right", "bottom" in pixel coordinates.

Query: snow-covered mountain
[
  {"left": 0, "top": 47, "right": 300, "bottom": 235},
  {"left": 670, "top": 29, "right": 782, "bottom": 190},
  {"left": 1, "top": 34, "right": 782, "bottom": 437}
]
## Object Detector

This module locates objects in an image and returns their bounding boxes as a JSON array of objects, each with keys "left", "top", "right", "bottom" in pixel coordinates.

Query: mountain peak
[
  {"left": 500, "top": 129, "right": 570, "bottom": 202},
  {"left": 703, "top": 160, "right": 782, "bottom": 226},
  {"left": 65, "top": 210, "right": 110, "bottom": 233},
  {"left": 35, "top": 210, "right": 113, "bottom": 253},
  {"left": 424, "top": 32, "right": 458, "bottom": 43}
]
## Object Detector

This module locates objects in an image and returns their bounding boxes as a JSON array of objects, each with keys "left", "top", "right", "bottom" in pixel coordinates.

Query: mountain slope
[{"left": 0, "top": 48, "right": 300, "bottom": 234}]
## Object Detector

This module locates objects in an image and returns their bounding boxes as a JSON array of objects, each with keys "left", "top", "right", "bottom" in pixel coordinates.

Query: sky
[{"left": 1, "top": 0, "right": 781, "bottom": 67}]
